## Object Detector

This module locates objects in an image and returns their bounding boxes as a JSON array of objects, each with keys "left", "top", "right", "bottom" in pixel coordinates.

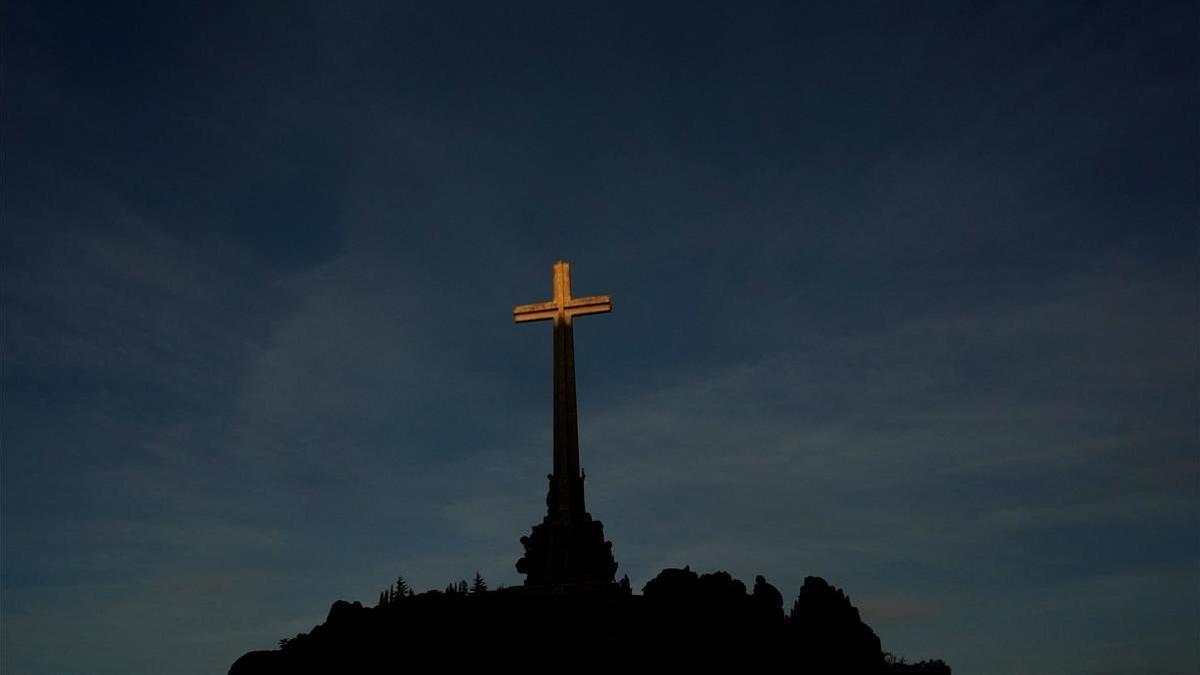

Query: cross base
[{"left": 516, "top": 475, "right": 618, "bottom": 586}]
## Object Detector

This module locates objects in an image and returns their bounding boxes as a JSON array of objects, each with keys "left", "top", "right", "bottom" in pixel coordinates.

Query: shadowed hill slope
[{"left": 230, "top": 569, "right": 950, "bottom": 674}]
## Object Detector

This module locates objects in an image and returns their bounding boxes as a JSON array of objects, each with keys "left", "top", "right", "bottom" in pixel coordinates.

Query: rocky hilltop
[{"left": 230, "top": 568, "right": 950, "bottom": 674}]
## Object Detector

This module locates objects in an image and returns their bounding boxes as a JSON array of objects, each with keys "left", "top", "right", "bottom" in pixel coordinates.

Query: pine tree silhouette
[{"left": 471, "top": 572, "right": 488, "bottom": 594}]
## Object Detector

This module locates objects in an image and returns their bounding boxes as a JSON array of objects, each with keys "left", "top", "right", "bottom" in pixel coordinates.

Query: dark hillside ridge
[{"left": 230, "top": 568, "right": 950, "bottom": 674}]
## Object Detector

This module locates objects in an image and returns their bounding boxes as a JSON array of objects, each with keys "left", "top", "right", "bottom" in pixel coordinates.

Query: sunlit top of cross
[{"left": 513, "top": 260, "right": 612, "bottom": 324}]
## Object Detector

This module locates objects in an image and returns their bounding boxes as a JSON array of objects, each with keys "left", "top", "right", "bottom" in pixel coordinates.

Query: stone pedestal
[{"left": 516, "top": 474, "right": 617, "bottom": 587}]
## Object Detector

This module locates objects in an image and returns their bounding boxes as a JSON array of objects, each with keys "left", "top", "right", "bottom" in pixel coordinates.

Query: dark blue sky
[{"left": 3, "top": 2, "right": 1197, "bottom": 673}]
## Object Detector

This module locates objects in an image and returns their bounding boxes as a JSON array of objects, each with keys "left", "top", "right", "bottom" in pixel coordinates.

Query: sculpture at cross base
[{"left": 512, "top": 261, "right": 618, "bottom": 587}]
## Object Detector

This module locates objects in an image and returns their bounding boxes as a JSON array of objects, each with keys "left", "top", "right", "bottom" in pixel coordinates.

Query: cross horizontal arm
[
  {"left": 514, "top": 300, "right": 557, "bottom": 315},
  {"left": 514, "top": 308, "right": 558, "bottom": 323},
  {"left": 514, "top": 263, "right": 611, "bottom": 325},
  {"left": 565, "top": 298, "right": 612, "bottom": 319},
  {"left": 565, "top": 295, "right": 612, "bottom": 309},
  {"left": 565, "top": 306, "right": 611, "bottom": 319}
]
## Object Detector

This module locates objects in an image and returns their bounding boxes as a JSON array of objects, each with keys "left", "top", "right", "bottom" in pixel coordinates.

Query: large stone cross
[{"left": 513, "top": 261, "right": 611, "bottom": 522}]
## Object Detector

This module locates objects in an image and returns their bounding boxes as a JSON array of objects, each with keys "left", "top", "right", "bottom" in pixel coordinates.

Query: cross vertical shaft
[
  {"left": 553, "top": 300, "right": 580, "bottom": 519},
  {"left": 513, "top": 260, "right": 617, "bottom": 586},
  {"left": 514, "top": 261, "right": 612, "bottom": 522}
]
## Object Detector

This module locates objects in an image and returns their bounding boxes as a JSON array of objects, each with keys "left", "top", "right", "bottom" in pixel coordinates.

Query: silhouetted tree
[
  {"left": 471, "top": 572, "right": 488, "bottom": 594},
  {"left": 394, "top": 576, "right": 410, "bottom": 598},
  {"left": 378, "top": 577, "right": 409, "bottom": 605},
  {"left": 884, "top": 655, "right": 951, "bottom": 674}
]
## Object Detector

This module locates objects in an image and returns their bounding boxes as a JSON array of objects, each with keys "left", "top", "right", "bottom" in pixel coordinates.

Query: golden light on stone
[{"left": 513, "top": 261, "right": 618, "bottom": 586}]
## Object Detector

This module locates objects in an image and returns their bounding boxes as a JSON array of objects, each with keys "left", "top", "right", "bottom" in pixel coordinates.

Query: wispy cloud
[{"left": 4, "top": 3, "right": 1196, "bottom": 675}]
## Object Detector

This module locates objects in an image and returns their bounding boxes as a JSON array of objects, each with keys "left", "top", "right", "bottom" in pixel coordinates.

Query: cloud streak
[{"left": 3, "top": 3, "right": 1196, "bottom": 675}]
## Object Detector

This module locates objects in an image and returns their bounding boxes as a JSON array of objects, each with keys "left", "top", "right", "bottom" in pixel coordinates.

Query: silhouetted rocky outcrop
[
  {"left": 790, "top": 575, "right": 884, "bottom": 672},
  {"left": 229, "top": 569, "right": 949, "bottom": 674},
  {"left": 753, "top": 574, "right": 785, "bottom": 618}
]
